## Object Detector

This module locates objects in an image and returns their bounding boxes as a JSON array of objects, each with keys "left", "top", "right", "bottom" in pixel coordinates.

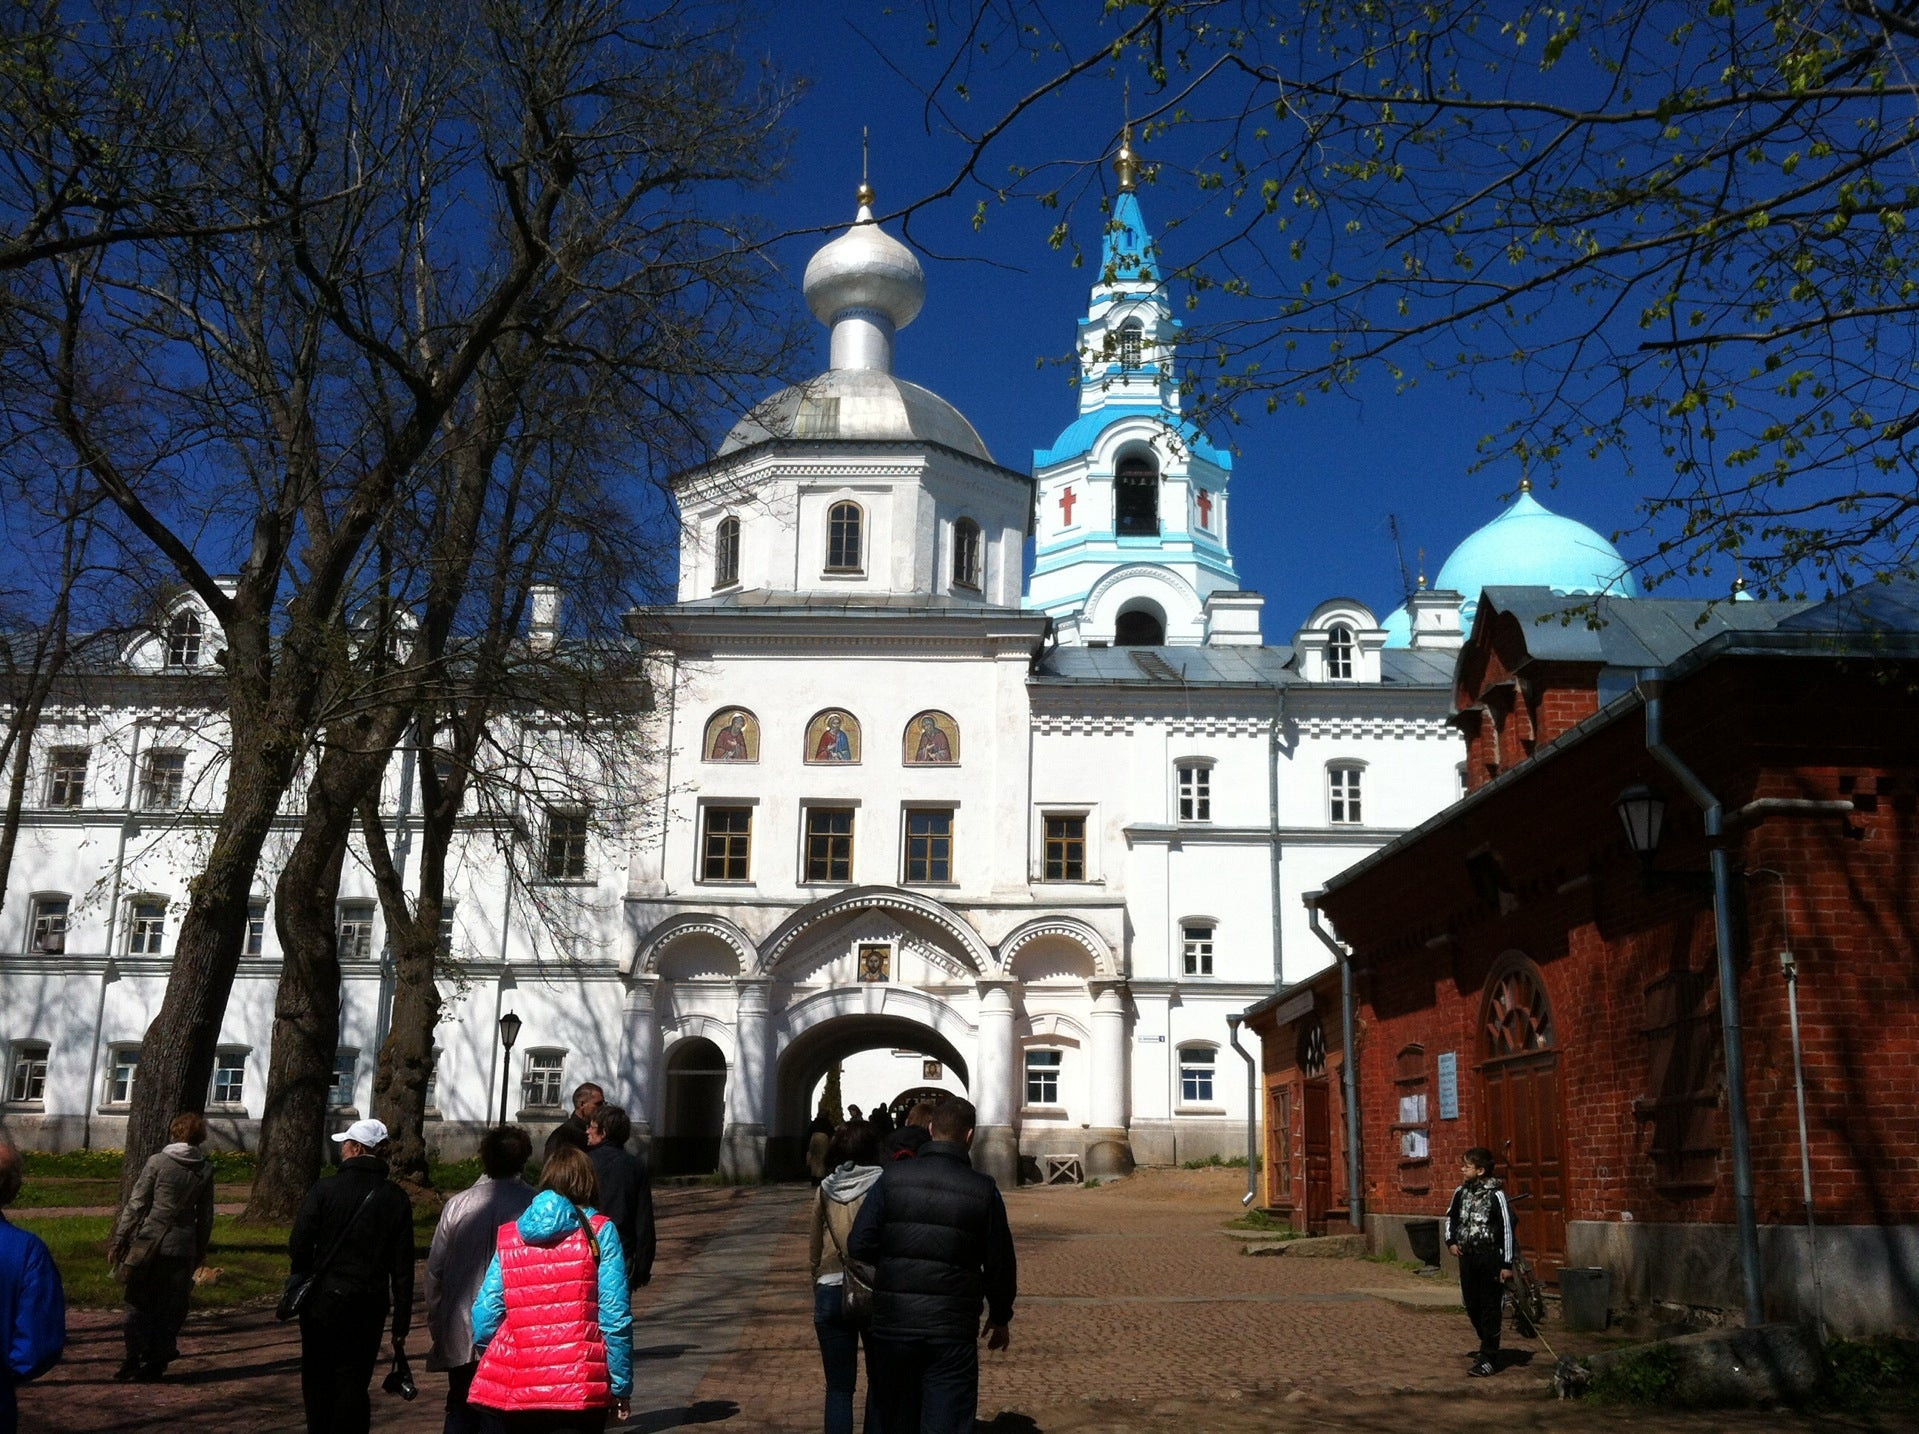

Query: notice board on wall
[{"left": 1437, "top": 1052, "right": 1459, "bottom": 1120}]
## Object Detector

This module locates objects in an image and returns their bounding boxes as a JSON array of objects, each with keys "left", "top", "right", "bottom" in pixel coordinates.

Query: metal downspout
[
  {"left": 1306, "top": 894, "right": 1363, "bottom": 1228},
  {"left": 1268, "top": 689, "right": 1285, "bottom": 986},
  {"left": 1226, "top": 1014, "right": 1257, "bottom": 1206},
  {"left": 1638, "top": 670, "right": 1764, "bottom": 1326}
]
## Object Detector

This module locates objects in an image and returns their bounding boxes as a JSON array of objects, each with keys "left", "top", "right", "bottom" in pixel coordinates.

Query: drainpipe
[
  {"left": 1225, "top": 1013, "right": 1257, "bottom": 1206},
  {"left": 1305, "top": 894, "right": 1363, "bottom": 1229},
  {"left": 1638, "top": 670, "right": 1763, "bottom": 1327},
  {"left": 1267, "top": 690, "right": 1286, "bottom": 985}
]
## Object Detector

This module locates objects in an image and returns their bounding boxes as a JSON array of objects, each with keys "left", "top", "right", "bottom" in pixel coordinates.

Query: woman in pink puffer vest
[{"left": 468, "top": 1145, "right": 633, "bottom": 1432}]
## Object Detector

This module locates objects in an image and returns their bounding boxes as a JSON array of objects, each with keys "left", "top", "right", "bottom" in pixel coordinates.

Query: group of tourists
[{"left": 807, "top": 1096, "right": 1017, "bottom": 1434}]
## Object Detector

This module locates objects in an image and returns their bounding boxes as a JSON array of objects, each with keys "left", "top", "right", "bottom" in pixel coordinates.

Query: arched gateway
[{"left": 620, "top": 887, "right": 1123, "bottom": 1185}]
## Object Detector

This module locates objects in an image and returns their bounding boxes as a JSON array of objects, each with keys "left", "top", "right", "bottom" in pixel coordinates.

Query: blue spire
[{"left": 1102, "top": 188, "right": 1155, "bottom": 287}]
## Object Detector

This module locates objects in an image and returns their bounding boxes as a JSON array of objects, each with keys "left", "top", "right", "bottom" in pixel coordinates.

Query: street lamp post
[{"left": 498, "top": 1010, "right": 522, "bottom": 1126}]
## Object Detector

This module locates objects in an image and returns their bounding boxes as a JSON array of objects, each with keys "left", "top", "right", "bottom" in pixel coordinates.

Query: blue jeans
[
  {"left": 813, "top": 1281, "right": 882, "bottom": 1434},
  {"left": 867, "top": 1334, "right": 977, "bottom": 1434}
]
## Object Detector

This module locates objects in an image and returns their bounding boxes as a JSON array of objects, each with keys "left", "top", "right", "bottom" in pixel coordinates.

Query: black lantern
[
  {"left": 497, "top": 1010, "right": 523, "bottom": 1124},
  {"left": 1614, "top": 784, "right": 1667, "bottom": 858}
]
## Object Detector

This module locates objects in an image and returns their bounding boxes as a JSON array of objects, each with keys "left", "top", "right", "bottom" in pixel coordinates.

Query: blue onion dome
[
  {"left": 1380, "top": 603, "right": 1412, "bottom": 649},
  {"left": 1435, "top": 480, "right": 1639, "bottom": 624}
]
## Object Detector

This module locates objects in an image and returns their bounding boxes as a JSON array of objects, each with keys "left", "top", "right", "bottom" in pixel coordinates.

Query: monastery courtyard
[{"left": 20, "top": 1168, "right": 1894, "bottom": 1433}]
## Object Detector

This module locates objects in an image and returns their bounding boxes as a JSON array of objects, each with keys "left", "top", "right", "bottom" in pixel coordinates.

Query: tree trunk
[
  {"left": 248, "top": 699, "right": 409, "bottom": 1219},
  {"left": 362, "top": 792, "right": 441, "bottom": 1191}
]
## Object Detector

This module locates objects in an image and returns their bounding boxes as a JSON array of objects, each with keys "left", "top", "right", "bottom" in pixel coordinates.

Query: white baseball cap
[{"left": 331, "top": 1118, "right": 389, "bottom": 1147}]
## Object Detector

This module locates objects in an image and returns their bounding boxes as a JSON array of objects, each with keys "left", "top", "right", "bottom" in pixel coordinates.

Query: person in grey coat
[
  {"left": 423, "top": 1126, "right": 534, "bottom": 1434},
  {"left": 107, "top": 1111, "right": 216, "bottom": 1382}
]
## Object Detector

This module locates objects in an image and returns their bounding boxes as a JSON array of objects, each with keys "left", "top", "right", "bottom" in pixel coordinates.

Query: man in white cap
[{"left": 287, "top": 1118, "right": 415, "bottom": 1434}]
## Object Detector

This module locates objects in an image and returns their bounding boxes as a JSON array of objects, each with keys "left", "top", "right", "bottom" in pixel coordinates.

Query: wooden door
[
  {"left": 1480, "top": 959, "right": 1568, "bottom": 1279},
  {"left": 1302, "top": 1078, "right": 1332, "bottom": 1234}
]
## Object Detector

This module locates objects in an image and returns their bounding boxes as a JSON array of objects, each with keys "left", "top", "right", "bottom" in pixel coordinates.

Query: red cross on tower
[
  {"left": 1195, "top": 488, "right": 1213, "bottom": 528},
  {"left": 1058, "top": 486, "right": 1077, "bottom": 526}
]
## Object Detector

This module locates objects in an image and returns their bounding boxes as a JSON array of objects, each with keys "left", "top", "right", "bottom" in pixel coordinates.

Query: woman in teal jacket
[{"left": 468, "top": 1145, "right": 633, "bottom": 1432}]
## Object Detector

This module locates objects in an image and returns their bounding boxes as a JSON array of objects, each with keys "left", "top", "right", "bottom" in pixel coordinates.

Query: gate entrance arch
[
  {"left": 659, "top": 1037, "right": 727, "bottom": 1177},
  {"left": 770, "top": 1013, "right": 971, "bottom": 1179}
]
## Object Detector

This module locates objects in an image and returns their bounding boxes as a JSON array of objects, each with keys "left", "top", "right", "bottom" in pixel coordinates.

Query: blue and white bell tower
[{"left": 1024, "top": 129, "right": 1257, "bottom": 648}]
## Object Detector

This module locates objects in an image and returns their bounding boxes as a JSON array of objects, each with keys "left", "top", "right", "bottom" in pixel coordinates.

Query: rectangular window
[
  {"left": 1328, "top": 767, "right": 1363, "bottom": 825},
  {"left": 336, "top": 902, "right": 376, "bottom": 961},
  {"left": 126, "top": 900, "right": 166, "bottom": 955},
  {"left": 1182, "top": 924, "right": 1214, "bottom": 977},
  {"left": 141, "top": 750, "right": 186, "bottom": 811},
  {"left": 903, "top": 809, "right": 953, "bottom": 884},
  {"left": 1177, "top": 764, "right": 1212, "bottom": 823},
  {"left": 1042, "top": 814, "right": 1086, "bottom": 881},
  {"left": 46, "top": 748, "right": 88, "bottom": 808},
  {"left": 329, "top": 1049, "right": 357, "bottom": 1109},
  {"left": 522, "top": 1052, "right": 564, "bottom": 1110},
  {"left": 30, "top": 897, "right": 69, "bottom": 954},
  {"left": 211, "top": 1052, "right": 246, "bottom": 1106},
  {"left": 804, "top": 807, "right": 855, "bottom": 883},
  {"left": 701, "top": 806, "right": 753, "bottom": 882},
  {"left": 544, "top": 809, "right": 589, "bottom": 880},
  {"left": 1180, "top": 1047, "right": 1216, "bottom": 1103},
  {"left": 107, "top": 1046, "right": 139, "bottom": 1105},
  {"left": 8, "top": 1043, "right": 48, "bottom": 1104},
  {"left": 245, "top": 899, "right": 267, "bottom": 957},
  {"left": 437, "top": 907, "right": 456, "bottom": 957},
  {"left": 1024, "top": 1049, "right": 1061, "bottom": 1106}
]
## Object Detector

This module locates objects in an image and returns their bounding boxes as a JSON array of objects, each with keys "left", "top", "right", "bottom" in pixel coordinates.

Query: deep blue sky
[{"left": 731, "top": 2, "right": 1651, "bottom": 635}]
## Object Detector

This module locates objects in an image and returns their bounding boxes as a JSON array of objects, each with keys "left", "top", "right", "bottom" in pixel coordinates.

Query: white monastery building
[{"left": 0, "top": 146, "right": 1641, "bottom": 1186}]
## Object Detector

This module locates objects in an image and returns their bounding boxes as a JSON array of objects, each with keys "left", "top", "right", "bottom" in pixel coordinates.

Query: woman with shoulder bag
[
  {"left": 107, "top": 1111, "right": 216, "bottom": 1382},
  {"left": 808, "top": 1121, "right": 885, "bottom": 1434},
  {"left": 467, "top": 1144, "right": 632, "bottom": 1433}
]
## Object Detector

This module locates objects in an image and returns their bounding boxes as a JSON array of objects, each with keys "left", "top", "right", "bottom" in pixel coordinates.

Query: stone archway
[
  {"left": 770, "top": 1012, "right": 972, "bottom": 1179},
  {"left": 659, "top": 1036, "right": 727, "bottom": 1176}
]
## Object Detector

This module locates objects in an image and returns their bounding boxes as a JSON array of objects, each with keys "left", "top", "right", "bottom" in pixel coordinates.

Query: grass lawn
[
  {"left": 15, "top": 1206, "right": 444, "bottom": 1310},
  {"left": 10, "top": 1178, "right": 252, "bottom": 1209}
]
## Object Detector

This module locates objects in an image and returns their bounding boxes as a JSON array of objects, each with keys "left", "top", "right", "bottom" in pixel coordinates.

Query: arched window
[
  {"left": 1482, "top": 959, "right": 1555, "bottom": 1059},
  {"left": 1327, "top": 763, "right": 1364, "bottom": 825},
  {"left": 951, "top": 517, "right": 982, "bottom": 590},
  {"left": 1117, "top": 319, "right": 1143, "bottom": 369},
  {"left": 826, "top": 501, "right": 864, "bottom": 573},
  {"left": 164, "top": 611, "right": 202, "bottom": 668},
  {"left": 1297, "top": 1019, "right": 1327, "bottom": 1078},
  {"left": 1114, "top": 451, "right": 1159, "bottom": 535},
  {"left": 713, "top": 516, "right": 740, "bottom": 590},
  {"left": 1325, "top": 622, "right": 1356, "bottom": 680},
  {"left": 1114, "top": 606, "right": 1165, "bottom": 646}
]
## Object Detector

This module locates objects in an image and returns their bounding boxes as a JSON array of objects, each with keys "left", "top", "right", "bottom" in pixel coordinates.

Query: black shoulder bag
[{"left": 278, "top": 1186, "right": 379, "bottom": 1321}]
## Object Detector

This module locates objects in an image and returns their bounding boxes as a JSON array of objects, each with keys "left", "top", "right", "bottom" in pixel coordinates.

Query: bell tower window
[
  {"left": 1117, "top": 319, "right": 1143, "bottom": 369},
  {"left": 1114, "top": 604, "right": 1165, "bottom": 646},
  {"left": 1114, "top": 452, "right": 1158, "bottom": 536},
  {"left": 713, "top": 516, "right": 740, "bottom": 590}
]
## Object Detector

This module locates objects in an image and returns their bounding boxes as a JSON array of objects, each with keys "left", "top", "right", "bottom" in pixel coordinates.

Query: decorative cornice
[
  {"left": 1293, "top": 714, "right": 1460, "bottom": 741},
  {"left": 759, "top": 886, "right": 996, "bottom": 976}
]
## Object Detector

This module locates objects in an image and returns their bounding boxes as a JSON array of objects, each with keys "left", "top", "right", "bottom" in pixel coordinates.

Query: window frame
[
  {"left": 105, "top": 1044, "right": 140, "bottom": 1108},
  {"left": 825, "top": 500, "right": 865, "bottom": 574},
  {"left": 46, "top": 746, "right": 88, "bottom": 808},
  {"left": 543, "top": 807, "right": 591, "bottom": 881},
  {"left": 802, "top": 805, "right": 856, "bottom": 885},
  {"left": 1117, "top": 318, "right": 1144, "bottom": 369},
  {"left": 520, "top": 1049, "right": 566, "bottom": 1113},
  {"left": 29, "top": 895, "right": 69, "bottom": 954},
  {"left": 244, "top": 898, "right": 268, "bottom": 957},
  {"left": 1327, "top": 763, "right": 1365, "bottom": 826},
  {"left": 125, "top": 898, "right": 167, "bottom": 956},
  {"left": 1325, "top": 621, "right": 1357, "bottom": 681},
  {"left": 699, "top": 803, "right": 755, "bottom": 884},
  {"left": 336, "top": 901, "right": 377, "bottom": 962},
  {"left": 713, "top": 514, "right": 741, "bottom": 590},
  {"left": 1181, "top": 921, "right": 1216, "bottom": 978},
  {"left": 902, "top": 807, "right": 955, "bottom": 886},
  {"left": 1023, "top": 1048, "right": 1063, "bottom": 1109},
  {"left": 7, "top": 1040, "right": 49, "bottom": 1106},
  {"left": 209, "top": 1049, "right": 248, "bottom": 1110},
  {"left": 951, "top": 517, "right": 983, "bottom": 591},
  {"left": 141, "top": 749, "right": 187, "bottom": 811},
  {"left": 329, "top": 1046, "right": 360, "bottom": 1111},
  {"left": 1040, "top": 811, "right": 1089, "bottom": 882},
  {"left": 164, "top": 611, "right": 203, "bottom": 668},
  {"left": 1175, "top": 760, "right": 1213, "bottom": 824},
  {"left": 1178, "top": 1044, "right": 1219, "bottom": 1106}
]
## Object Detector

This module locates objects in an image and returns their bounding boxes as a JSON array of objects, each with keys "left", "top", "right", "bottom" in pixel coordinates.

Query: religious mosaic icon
[
  {"left": 857, "top": 943, "right": 890, "bottom": 982},
  {"left": 805, "top": 709, "right": 860, "bottom": 763},
  {"left": 902, "top": 710, "right": 959, "bottom": 765},
  {"left": 703, "top": 708, "right": 759, "bottom": 763}
]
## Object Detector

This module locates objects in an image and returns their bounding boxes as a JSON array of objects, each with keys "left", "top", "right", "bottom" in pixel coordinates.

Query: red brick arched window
[{"left": 1481, "top": 955, "right": 1554, "bottom": 1060}]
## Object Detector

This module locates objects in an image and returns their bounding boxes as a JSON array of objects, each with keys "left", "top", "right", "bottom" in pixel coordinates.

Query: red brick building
[
  {"left": 1303, "top": 583, "right": 1919, "bottom": 1331},
  {"left": 1242, "top": 967, "right": 1352, "bottom": 1231}
]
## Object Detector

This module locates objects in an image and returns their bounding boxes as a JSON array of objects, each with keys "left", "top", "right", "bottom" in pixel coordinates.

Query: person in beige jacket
[
  {"left": 809, "top": 1122, "right": 885, "bottom": 1434},
  {"left": 108, "top": 1111, "right": 216, "bottom": 1382}
]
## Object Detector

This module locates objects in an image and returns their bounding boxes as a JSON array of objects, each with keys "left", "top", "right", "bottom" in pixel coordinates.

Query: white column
[
  {"left": 1086, "top": 980, "right": 1135, "bottom": 1177},
  {"left": 720, "top": 977, "right": 771, "bottom": 1180},
  {"left": 972, "top": 979, "right": 1019, "bottom": 1188},
  {"left": 619, "top": 976, "right": 663, "bottom": 1146}
]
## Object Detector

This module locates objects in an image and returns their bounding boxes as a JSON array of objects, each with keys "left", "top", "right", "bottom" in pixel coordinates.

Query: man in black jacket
[
  {"left": 288, "top": 1119, "right": 415, "bottom": 1434},
  {"left": 849, "top": 1097, "right": 1015, "bottom": 1434},
  {"left": 586, "top": 1104, "right": 656, "bottom": 1288}
]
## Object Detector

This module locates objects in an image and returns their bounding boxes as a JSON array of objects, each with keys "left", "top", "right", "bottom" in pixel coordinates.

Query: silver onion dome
[{"left": 802, "top": 186, "right": 926, "bottom": 372}]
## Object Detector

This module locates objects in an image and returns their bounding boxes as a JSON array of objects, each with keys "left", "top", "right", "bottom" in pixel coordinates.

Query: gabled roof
[{"left": 1476, "top": 587, "right": 1811, "bottom": 667}]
